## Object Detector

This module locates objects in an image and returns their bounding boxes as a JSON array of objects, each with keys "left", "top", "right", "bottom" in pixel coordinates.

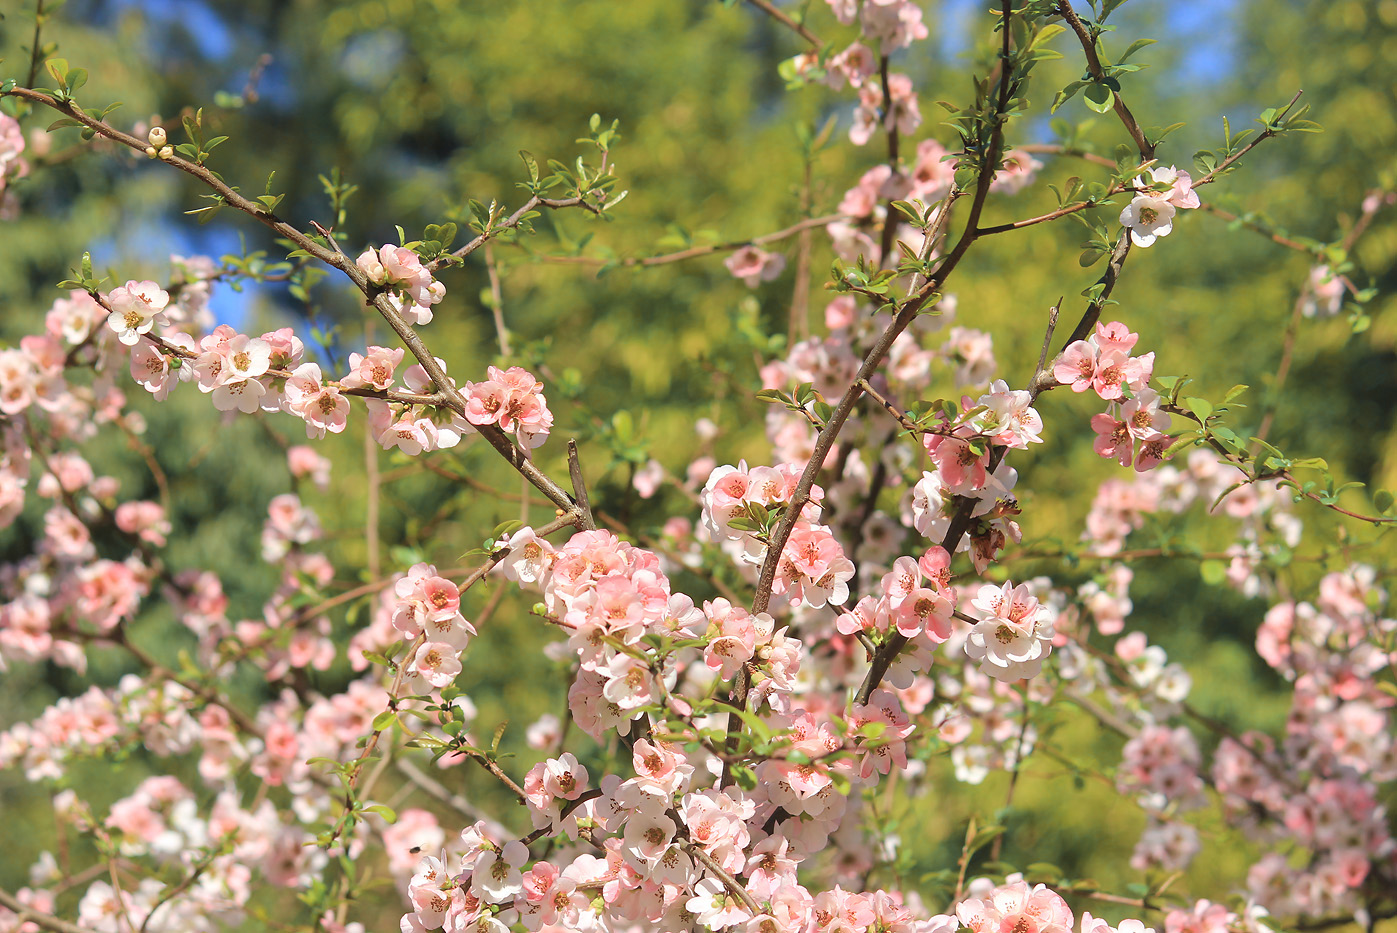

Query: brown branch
[
  {"left": 396, "top": 758, "right": 492, "bottom": 822},
  {"left": 976, "top": 182, "right": 1126, "bottom": 236},
  {"left": 876, "top": 54, "right": 903, "bottom": 269},
  {"left": 1199, "top": 202, "right": 1317, "bottom": 254},
  {"left": 484, "top": 241, "right": 511, "bottom": 356},
  {"left": 538, "top": 213, "right": 842, "bottom": 269},
  {"left": 1056, "top": 0, "right": 1154, "bottom": 159},
  {"left": 25, "top": 0, "right": 48, "bottom": 90},
  {"left": 1193, "top": 90, "right": 1304, "bottom": 188},
  {"left": 856, "top": 378, "right": 922, "bottom": 435},
  {"left": 687, "top": 843, "right": 763, "bottom": 917},
  {"left": 1253, "top": 186, "right": 1389, "bottom": 447},
  {"left": 438, "top": 194, "right": 601, "bottom": 271},
  {"left": 1017, "top": 143, "right": 1116, "bottom": 168},
  {"left": 745, "top": 0, "right": 823, "bottom": 49},
  {"left": 0, "top": 887, "right": 94, "bottom": 933}
]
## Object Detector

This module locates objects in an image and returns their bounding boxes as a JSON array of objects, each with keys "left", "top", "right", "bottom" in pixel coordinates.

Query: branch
[
  {"left": 1193, "top": 90, "right": 1304, "bottom": 187},
  {"left": 538, "top": 213, "right": 842, "bottom": 268},
  {"left": 1017, "top": 142, "right": 1116, "bottom": 168},
  {"left": 0, "top": 888, "right": 94, "bottom": 933},
  {"left": 687, "top": 843, "right": 763, "bottom": 917},
  {"left": 25, "top": 0, "right": 48, "bottom": 90},
  {"left": 483, "top": 241, "right": 511, "bottom": 356},
  {"left": 761, "top": 0, "right": 1021, "bottom": 719},
  {"left": 1056, "top": 0, "right": 1154, "bottom": 159},
  {"left": 4, "top": 84, "right": 588, "bottom": 527},
  {"left": 439, "top": 194, "right": 601, "bottom": 270},
  {"left": 396, "top": 758, "right": 493, "bottom": 822},
  {"left": 745, "top": 0, "right": 823, "bottom": 49}
]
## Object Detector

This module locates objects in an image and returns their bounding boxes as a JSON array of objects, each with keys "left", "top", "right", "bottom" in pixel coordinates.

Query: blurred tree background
[{"left": 2, "top": 0, "right": 1395, "bottom": 925}]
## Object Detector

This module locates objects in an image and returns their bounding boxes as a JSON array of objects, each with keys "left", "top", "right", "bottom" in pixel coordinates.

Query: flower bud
[
  {"left": 158, "top": 146, "right": 174, "bottom": 160},
  {"left": 145, "top": 146, "right": 158, "bottom": 158},
  {"left": 147, "top": 126, "right": 167, "bottom": 147}
]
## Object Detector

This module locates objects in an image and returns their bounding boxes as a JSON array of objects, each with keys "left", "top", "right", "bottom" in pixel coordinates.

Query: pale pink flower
[
  {"left": 105, "top": 280, "right": 170, "bottom": 346},
  {"left": 1120, "top": 194, "right": 1176, "bottom": 247},
  {"left": 409, "top": 641, "right": 462, "bottom": 688},
  {"left": 724, "top": 245, "right": 786, "bottom": 287}
]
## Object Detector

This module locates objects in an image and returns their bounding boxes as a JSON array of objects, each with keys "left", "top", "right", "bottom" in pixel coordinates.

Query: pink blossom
[{"left": 724, "top": 245, "right": 786, "bottom": 287}]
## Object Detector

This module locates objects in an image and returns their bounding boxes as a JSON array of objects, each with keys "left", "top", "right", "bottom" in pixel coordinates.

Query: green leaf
[
  {"left": 45, "top": 57, "right": 69, "bottom": 88},
  {"left": 1183, "top": 397, "right": 1213, "bottom": 422},
  {"left": 361, "top": 804, "right": 397, "bottom": 823},
  {"left": 1084, "top": 83, "right": 1114, "bottom": 113},
  {"left": 1374, "top": 489, "right": 1393, "bottom": 514},
  {"left": 371, "top": 710, "right": 397, "bottom": 732},
  {"left": 1118, "top": 37, "right": 1157, "bottom": 63}
]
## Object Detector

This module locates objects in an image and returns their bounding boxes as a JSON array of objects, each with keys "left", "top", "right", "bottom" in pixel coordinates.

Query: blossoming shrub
[{"left": 0, "top": 2, "right": 1394, "bottom": 933}]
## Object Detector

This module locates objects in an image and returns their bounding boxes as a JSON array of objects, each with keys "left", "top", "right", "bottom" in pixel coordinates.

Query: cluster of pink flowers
[
  {"left": 963, "top": 580, "right": 1056, "bottom": 682},
  {"left": 500, "top": 527, "right": 706, "bottom": 738},
  {"left": 356, "top": 243, "right": 446, "bottom": 325},
  {"left": 125, "top": 297, "right": 554, "bottom": 452},
  {"left": 850, "top": 71, "right": 921, "bottom": 146},
  {"left": 392, "top": 563, "right": 476, "bottom": 690},
  {"left": 1054, "top": 321, "right": 1173, "bottom": 471},
  {"left": 837, "top": 547, "right": 956, "bottom": 646},
  {"left": 461, "top": 364, "right": 554, "bottom": 449}
]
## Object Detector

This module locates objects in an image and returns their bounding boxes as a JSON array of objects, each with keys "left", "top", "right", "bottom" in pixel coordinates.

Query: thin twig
[
  {"left": 687, "top": 843, "right": 763, "bottom": 916},
  {"left": 567, "top": 439, "right": 597, "bottom": 531},
  {"left": 538, "top": 213, "right": 842, "bottom": 269},
  {"left": 0, "top": 887, "right": 94, "bottom": 933},
  {"left": 484, "top": 241, "right": 511, "bottom": 357},
  {"left": 744, "top": 0, "right": 823, "bottom": 49},
  {"left": 25, "top": 0, "right": 47, "bottom": 90}
]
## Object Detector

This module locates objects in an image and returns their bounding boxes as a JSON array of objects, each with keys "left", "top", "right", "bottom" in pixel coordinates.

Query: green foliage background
[{"left": 1, "top": 0, "right": 1395, "bottom": 926}]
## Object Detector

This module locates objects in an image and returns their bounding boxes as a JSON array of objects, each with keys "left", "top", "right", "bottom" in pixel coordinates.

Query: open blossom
[
  {"left": 924, "top": 429, "right": 990, "bottom": 494},
  {"left": 991, "top": 149, "right": 1044, "bottom": 195},
  {"left": 965, "top": 581, "right": 1056, "bottom": 682},
  {"left": 1142, "top": 165, "right": 1200, "bottom": 210},
  {"left": 462, "top": 365, "right": 552, "bottom": 448},
  {"left": 105, "top": 280, "right": 170, "bottom": 346},
  {"left": 283, "top": 363, "right": 350, "bottom": 438},
  {"left": 1120, "top": 194, "right": 1177, "bottom": 247},
  {"left": 1053, "top": 322, "right": 1152, "bottom": 399},
  {"left": 339, "top": 345, "right": 404, "bottom": 390},
  {"left": 356, "top": 243, "right": 444, "bottom": 323},
  {"left": 1301, "top": 264, "right": 1346, "bottom": 318},
  {"left": 957, "top": 880, "right": 1074, "bottom": 933},
  {"left": 724, "top": 245, "right": 786, "bottom": 287},
  {"left": 775, "top": 521, "right": 854, "bottom": 608}
]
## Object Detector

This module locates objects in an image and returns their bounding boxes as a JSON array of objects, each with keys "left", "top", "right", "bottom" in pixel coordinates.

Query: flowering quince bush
[{"left": 1, "top": 3, "right": 1396, "bottom": 933}]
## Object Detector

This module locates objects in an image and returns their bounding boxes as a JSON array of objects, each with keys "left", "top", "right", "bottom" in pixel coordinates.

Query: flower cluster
[
  {"left": 356, "top": 243, "right": 446, "bottom": 325},
  {"left": 1119, "top": 165, "right": 1201, "bottom": 247},
  {"left": 1055, "top": 321, "right": 1173, "bottom": 471}
]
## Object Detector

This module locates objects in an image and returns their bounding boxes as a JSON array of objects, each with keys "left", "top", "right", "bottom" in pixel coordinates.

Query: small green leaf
[
  {"left": 1084, "top": 83, "right": 1115, "bottom": 113},
  {"left": 361, "top": 804, "right": 397, "bottom": 823},
  {"left": 1183, "top": 397, "right": 1213, "bottom": 422}
]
